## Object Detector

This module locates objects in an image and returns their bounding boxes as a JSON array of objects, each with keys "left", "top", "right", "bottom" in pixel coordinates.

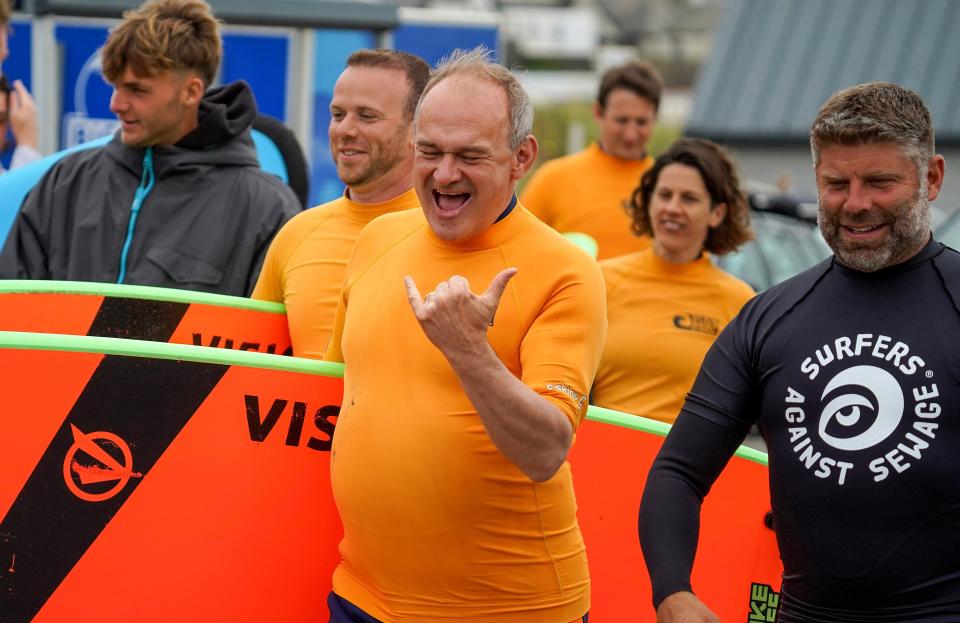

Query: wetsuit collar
[{"left": 495, "top": 194, "right": 518, "bottom": 223}]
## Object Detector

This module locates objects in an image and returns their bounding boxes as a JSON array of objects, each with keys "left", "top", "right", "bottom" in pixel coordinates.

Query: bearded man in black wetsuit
[{"left": 640, "top": 82, "right": 960, "bottom": 623}]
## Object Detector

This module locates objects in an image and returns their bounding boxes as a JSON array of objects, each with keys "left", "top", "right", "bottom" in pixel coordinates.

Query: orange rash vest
[
  {"left": 251, "top": 188, "right": 421, "bottom": 358},
  {"left": 592, "top": 248, "right": 754, "bottom": 423},
  {"left": 325, "top": 205, "right": 607, "bottom": 622},
  {"left": 520, "top": 143, "right": 653, "bottom": 260}
]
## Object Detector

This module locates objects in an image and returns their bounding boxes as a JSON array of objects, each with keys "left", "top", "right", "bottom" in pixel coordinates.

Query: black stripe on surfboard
[
  {"left": 0, "top": 354, "right": 227, "bottom": 621},
  {"left": 87, "top": 297, "right": 189, "bottom": 342}
]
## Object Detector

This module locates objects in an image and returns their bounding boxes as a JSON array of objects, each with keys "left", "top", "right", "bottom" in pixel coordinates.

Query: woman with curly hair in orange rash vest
[{"left": 591, "top": 138, "right": 755, "bottom": 423}]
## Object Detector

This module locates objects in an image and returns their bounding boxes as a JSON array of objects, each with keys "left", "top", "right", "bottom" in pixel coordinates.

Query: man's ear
[
  {"left": 512, "top": 135, "right": 539, "bottom": 181},
  {"left": 592, "top": 100, "right": 603, "bottom": 121},
  {"left": 926, "top": 155, "right": 946, "bottom": 202},
  {"left": 182, "top": 75, "right": 205, "bottom": 107}
]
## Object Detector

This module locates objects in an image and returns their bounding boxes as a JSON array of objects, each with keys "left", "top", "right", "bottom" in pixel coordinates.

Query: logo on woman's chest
[{"left": 673, "top": 312, "right": 721, "bottom": 336}]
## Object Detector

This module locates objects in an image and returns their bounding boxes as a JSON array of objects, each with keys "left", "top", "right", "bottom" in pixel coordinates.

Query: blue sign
[
  {"left": 55, "top": 24, "right": 116, "bottom": 148},
  {"left": 221, "top": 31, "right": 290, "bottom": 121},
  {"left": 3, "top": 18, "right": 32, "bottom": 89},
  {"left": 1, "top": 18, "right": 33, "bottom": 170},
  {"left": 393, "top": 23, "right": 499, "bottom": 67}
]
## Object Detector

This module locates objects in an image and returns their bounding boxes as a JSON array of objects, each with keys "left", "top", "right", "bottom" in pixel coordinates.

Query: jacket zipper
[{"left": 116, "top": 146, "right": 156, "bottom": 284}]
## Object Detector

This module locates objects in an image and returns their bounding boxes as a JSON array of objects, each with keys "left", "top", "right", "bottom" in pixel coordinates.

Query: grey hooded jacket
[{"left": 0, "top": 81, "right": 300, "bottom": 296}]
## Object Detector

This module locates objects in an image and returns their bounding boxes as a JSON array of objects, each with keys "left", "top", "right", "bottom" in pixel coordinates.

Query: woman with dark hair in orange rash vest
[{"left": 591, "top": 138, "right": 755, "bottom": 423}]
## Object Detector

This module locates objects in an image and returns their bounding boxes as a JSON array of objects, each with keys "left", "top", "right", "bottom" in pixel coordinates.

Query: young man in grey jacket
[{"left": 0, "top": 0, "right": 300, "bottom": 295}]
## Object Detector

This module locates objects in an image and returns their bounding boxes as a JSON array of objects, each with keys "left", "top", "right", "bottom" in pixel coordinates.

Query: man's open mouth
[{"left": 434, "top": 190, "right": 470, "bottom": 213}]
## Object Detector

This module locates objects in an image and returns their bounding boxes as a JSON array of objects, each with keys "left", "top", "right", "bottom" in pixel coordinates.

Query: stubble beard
[
  {"left": 335, "top": 126, "right": 410, "bottom": 189},
  {"left": 818, "top": 181, "right": 931, "bottom": 273},
  {"left": 337, "top": 153, "right": 382, "bottom": 187}
]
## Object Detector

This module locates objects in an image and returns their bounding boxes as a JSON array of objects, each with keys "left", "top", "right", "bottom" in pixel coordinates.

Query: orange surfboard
[
  {"left": 0, "top": 332, "right": 342, "bottom": 622},
  {"left": 0, "top": 280, "right": 291, "bottom": 355},
  {"left": 0, "top": 285, "right": 782, "bottom": 620},
  {"left": 571, "top": 408, "right": 783, "bottom": 622}
]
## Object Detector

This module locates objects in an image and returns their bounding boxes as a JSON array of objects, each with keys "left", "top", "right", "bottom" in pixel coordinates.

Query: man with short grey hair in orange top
[{"left": 324, "top": 47, "right": 606, "bottom": 622}]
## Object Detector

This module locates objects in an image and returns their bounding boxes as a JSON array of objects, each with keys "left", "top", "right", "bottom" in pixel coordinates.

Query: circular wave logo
[
  {"left": 818, "top": 365, "right": 904, "bottom": 451},
  {"left": 63, "top": 424, "right": 142, "bottom": 502}
]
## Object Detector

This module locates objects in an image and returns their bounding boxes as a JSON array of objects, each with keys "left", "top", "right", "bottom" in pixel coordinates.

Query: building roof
[{"left": 686, "top": 0, "right": 960, "bottom": 145}]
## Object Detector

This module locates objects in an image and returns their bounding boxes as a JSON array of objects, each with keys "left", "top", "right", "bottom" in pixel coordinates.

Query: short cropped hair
[
  {"left": 0, "top": 0, "right": 10, "bottom": 27},
  {"left": 810, "top": 81, "right": 934, "bottom": 176},
  {"left": 628, "top": 137, "right": 753, "bottom": 256},
  {"left": 346, "top": 49, "right": 430, "bottom": 121},
  {"left": 101, "top": 0, "right": 221, "bottom": 87},
  {"left": 416, "top": 46, "right": 532, "bottom": 151},
  {"left": 597, "top": 61, "right": 664, "bottom": 112}
]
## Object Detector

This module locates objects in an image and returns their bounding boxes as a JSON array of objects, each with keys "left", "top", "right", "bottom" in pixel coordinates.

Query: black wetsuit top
[{"left": 640, "top": 239, "right": 960, "bottom": 622}]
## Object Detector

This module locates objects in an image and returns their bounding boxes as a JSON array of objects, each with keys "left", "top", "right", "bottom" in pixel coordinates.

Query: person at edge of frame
[{"left": 640, "top": 81, "right": 960, "bottom": 623}]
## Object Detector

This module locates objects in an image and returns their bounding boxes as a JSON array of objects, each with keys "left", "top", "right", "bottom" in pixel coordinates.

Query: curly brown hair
[
  {"left": 627, "top": 137, "right": 753, "bottom": 256},
  {"left": 101, "top": 0, "right": 221, "bottom": 87}
]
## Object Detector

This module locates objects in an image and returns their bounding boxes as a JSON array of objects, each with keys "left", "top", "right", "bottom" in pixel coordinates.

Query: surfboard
[
  {"left": 570, "top": 408, "right": 783, "bottom": 622},
  {"left": 0, "top": 332, "right": 342, "bottom": 622},
  {"left": 0, "top": 280, "right": 292, "bottom": 355},
  {"left": 0, "top": 285, "right": 782, "bottom": 620},
  {"left": 562, "top": 232, "right": 599, "bottom": 259}
]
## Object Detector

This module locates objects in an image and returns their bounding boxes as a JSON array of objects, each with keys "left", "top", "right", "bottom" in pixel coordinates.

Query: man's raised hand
[{"left": 404, "top": 268, "right": 517, "bottom": 357}]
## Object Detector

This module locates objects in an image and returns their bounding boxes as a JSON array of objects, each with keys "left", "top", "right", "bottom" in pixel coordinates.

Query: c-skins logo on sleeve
[{"left": 62, "top": 424, "right": 144, "bottom": 503}]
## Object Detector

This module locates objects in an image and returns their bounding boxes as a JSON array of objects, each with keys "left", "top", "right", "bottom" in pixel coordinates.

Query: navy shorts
[
  {"left": 328, "top": 592, "right": 381, "bottom": 623},
  {"left": 327, "top": 592, "right": 589, "bottom": 622}
]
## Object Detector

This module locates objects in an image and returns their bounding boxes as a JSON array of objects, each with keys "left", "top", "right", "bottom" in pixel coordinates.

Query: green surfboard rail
[
  {"left": 586, "top": 405, "right": 769, "bottom": 466},
  {"left": 562, "top": 232, "right": 599, "bottom": 259},
  {"left": 0, "top": 331, "right": 342, "bottom": 377},
  {"left": 0, "top": 280, "right": 286, "bottom": 314},
  {"left": 0, "top": 330, "right": 767, "bottom": 466}
]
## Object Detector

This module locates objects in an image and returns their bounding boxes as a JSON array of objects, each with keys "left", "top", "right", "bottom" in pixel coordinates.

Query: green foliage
[
  {"left": 530, "top": 102, "right": 598, "bottom": 164},
  {"left": 648, "top": 123, "right": 683, "bottom": 159},
  {"left": 520, "top": 102, "right": 682, "bottom": 192}
]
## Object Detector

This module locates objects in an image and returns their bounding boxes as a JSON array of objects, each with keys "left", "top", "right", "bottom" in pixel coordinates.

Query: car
[
  {"left": 715, "top": 208, "right": 831, "bottom": 292},
  {"left": 744, "top": 181, "right": 819, "bottom": 224}
]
